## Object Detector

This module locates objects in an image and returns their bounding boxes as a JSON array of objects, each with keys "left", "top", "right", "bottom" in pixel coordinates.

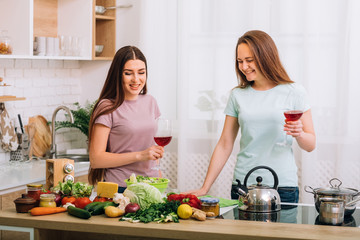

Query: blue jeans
[
  {"left": 278, "top": 187, "right": 299, "bottom": 210},
  {"left": 278, "top": 187, "right": 299, "bottom": 203},
  {"left": 118, "top": 186, "right": 126, "bottom": 193}
]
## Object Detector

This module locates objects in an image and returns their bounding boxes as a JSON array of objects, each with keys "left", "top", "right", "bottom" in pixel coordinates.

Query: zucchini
[
  {"left": 68, "top": 206, "right": 91, "bottom": 219},
  {"left": 92, "top": 201, "right": 117, "bottom": 215},
  {"left": 84, "top": 202, "right": 102, "bottom": 212}
]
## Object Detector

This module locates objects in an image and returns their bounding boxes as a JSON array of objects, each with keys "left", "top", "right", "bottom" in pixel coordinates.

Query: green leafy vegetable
[
  {"left": 128, "top": 174, "right": 167, "bottom": 184},
  {"left": 120, "top": 201, "right": 180, "bottom": 223},
  {"left": 123, "top": 183, "right": 163, "bottom": 210},
  {"left": 52, "top": 180, "right": 93, "bottom": 198}
]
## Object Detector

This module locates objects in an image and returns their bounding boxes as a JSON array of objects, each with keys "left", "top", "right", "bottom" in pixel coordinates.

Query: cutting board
[{"left": 26, "top": 115, "right": 52, "bottom": 157}]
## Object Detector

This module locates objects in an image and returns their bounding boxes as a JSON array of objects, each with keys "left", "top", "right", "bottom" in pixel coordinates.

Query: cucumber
[
  {"left": 84, "top": 202, "right": 102, "bottom": 212},
  {"left": 68, "top": 206, "right": 91, "bottom": 219},
  {"left": 92, "top": 201, "right": 117, "bottom": 215}
]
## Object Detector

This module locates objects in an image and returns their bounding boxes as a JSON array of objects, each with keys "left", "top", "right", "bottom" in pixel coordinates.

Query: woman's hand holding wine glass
[
  {"left": 151, "top": 118, "right": 172, "bottom": 171},
  {"left": 277, "top": 91, "right": 305, "bottom": 147}
]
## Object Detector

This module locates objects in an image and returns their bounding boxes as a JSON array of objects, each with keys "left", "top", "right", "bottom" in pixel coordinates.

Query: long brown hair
[
  {"left": 235, "top": 30, "right": 293, "bottom": 88},
  {"left": 88, "top": 46, "right": 148, "bottom": 185}
]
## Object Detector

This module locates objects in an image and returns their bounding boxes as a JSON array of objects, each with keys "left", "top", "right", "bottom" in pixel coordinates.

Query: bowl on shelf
[
  {"left": 124, "top": 177, "right": 170, "bottom": 194},
  {"left": 95, "top": 45, "right": 104, "bottom": 56}
]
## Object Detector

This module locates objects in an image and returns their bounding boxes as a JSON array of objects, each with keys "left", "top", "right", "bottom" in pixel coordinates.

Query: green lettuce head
[{"left": 123, "top": 183, "right": 164, "bottom": 210}]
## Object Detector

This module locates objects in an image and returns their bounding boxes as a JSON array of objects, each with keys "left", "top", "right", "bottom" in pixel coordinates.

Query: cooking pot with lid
[
  {"left": 233, "top": 165, "right": 281, "bottom": 213},
  {"left": 304, "top": 178, "right": 360, "bottom": 216}
]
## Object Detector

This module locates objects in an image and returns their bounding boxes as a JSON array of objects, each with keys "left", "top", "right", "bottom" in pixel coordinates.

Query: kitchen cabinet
[
  {"left": 93, "top": 0, "right": 116, "bottom": 60},
  {"left": 0, "top": 0, "right": 116, "bottom": 60}
]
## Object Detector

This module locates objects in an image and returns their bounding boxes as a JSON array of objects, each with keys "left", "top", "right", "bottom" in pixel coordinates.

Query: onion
[
  {"left": 54, "top": 193, "right": 62, "bottom": 207},
  {"left": 125, "top": 203, "right": 140, "bottom": 213}
]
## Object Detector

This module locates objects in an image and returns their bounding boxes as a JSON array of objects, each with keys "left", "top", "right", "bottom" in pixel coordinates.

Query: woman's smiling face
[
  {"left": 122, "top": 59, "right": 147, "bottom": 100},
  {"left": 237, "top": 43, "right": 265, "bottom": 82}
]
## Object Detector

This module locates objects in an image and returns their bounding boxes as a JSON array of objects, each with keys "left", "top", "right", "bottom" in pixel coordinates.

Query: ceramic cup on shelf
[{"left": 46, "top": 37, "right": 55, "bottom": 56}]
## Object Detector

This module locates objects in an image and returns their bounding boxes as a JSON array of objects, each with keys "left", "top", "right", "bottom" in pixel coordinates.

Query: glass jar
[
  {"left": 0, "top": 30, "right": 12, "bottom": 54},
  {"left": 39, "top": 194, "right": 56, "bottom": 208},
  {"left": 200, "top": 197, "right": 220, "bottom": 218},
  {"left": 27, "top": 184, "right": 43, "bottom": 201}
]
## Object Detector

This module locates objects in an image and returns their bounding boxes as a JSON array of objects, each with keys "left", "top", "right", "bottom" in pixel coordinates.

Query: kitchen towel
[
  {"left": 199, "top": 195, "right": 241, "bottom": 208},
  {"left": 0, "top": 107, "right": 19, "bottom": 151}
]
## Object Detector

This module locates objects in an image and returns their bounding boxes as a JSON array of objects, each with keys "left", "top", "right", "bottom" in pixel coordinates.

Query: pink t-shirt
[{"left": 94, "top": 94, "right": 161, "bottom": 187}]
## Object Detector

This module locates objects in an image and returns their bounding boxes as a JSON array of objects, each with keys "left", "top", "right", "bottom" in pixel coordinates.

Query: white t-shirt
[{"left": 224, "top": 83, "right": 310, "bottom": 187}]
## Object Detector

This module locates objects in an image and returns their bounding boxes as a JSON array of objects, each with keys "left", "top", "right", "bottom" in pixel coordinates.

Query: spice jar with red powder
[{"left": 26, "top": 184, "right": 43, "bottom": 206}]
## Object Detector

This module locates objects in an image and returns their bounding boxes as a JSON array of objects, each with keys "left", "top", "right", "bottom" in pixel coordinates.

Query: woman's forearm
[
  {"left": 201, "top": 142, "right": 233, "bottom": 193},
  {"left": 89, "top": 151, "right": 143, "bottom": 169},
  {"left": 295, "top": 131, "right": 316, "bottom": 152}
]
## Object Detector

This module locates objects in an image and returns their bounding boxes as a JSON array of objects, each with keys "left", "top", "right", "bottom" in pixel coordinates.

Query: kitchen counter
[
  {"left": 0, "top": 160, "right": 90, "bottom": 195},
  {"left": 0, "top": 204, "right": 360, "bottom": 240}
]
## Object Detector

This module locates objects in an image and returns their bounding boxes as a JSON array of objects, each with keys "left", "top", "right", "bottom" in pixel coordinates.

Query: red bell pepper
[{"left": 167, "top": 193, "right": 201, "bottom": 209}]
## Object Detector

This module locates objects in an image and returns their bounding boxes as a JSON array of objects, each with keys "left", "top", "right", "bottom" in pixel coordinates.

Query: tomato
[
  {"left": 40, "top": 189, "right": 52, "bottom": 194},
  {"left": 93, "top": 196, "right": 109, "bottom": 202},
  {"left": 74, "top": 197, "right": 92, "bottom": 209},
  {"left": 61, "top": 196, "right": 76, "bottom": 206}
]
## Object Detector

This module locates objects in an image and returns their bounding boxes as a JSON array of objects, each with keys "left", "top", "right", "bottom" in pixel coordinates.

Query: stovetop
[{"left": 221, "top": 203, "right": 360, "bottom": 227}]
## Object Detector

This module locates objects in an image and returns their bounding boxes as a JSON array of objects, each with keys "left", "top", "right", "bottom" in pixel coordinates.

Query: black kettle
[{"left": 233, "top": 165, "right": 281, "bottom": 212}]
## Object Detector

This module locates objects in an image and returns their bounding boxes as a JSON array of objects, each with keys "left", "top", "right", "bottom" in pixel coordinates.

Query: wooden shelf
[
  {"left": 95, "top": 15, "right": 115, "bottom": 20},
  {"left": 0, "top": 96, "right": 26, "bottom": 102}
]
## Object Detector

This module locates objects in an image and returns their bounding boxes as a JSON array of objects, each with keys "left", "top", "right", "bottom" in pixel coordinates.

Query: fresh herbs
[
  {"left": 120, "top": 201, "right": 181, "bottom": 223},
  {"left": 52, "top": 180, "right": 93, "bottom": 198}
]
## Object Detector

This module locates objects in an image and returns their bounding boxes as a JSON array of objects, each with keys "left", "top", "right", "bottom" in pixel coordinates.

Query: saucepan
[
  {"left": 318, "top": 197, "right": 360, "bottom": 225},
  {"left": 304, "top": 178, "right": 360, "bottom": 216},
  {"left": 95, "top": 4, "right": 133, "bottom": 15}
]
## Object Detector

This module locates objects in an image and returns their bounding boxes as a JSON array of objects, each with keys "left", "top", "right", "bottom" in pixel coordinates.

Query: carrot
[{"left": 30, "top": 207, "right": 67, "bottom": 216}]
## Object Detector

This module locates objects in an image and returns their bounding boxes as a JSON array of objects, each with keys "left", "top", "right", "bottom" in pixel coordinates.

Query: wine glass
[
  {"left": 151, "top": 118, "right": 172, "bottom": 171},
  {"left": 277, "top": 91, "right": 305, "bottom": 147}
]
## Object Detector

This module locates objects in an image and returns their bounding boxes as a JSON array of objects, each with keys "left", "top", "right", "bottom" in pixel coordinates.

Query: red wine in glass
[
  {"left": 277, "top": 110, "right": 304, "bottom": 147},
  {"left": 284, "top": 110, "right": 303, "bottom": 121},
  {"left": 154, "top": 136, "right": 172, "bottom": 147},
  {"left": 151, "top": 118, "right": 172, "bottom": 171}
]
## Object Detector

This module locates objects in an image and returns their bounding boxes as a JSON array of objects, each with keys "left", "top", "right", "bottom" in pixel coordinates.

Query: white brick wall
[{"left": 0, "top": 59, "right": 86, "bottom": 164}]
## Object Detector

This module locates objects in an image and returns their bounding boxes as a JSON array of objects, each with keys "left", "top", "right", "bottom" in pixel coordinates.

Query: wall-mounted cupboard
[{"left": 0, "top": 0, "right": 117, "bottom": 60}]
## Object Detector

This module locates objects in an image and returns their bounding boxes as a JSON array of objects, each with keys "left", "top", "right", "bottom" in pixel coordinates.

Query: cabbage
[{"left": 123, "top": 183, "right": 164, "bottom": 210}]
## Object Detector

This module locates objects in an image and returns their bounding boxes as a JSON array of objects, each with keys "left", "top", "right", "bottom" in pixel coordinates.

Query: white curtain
[{"left": 137, "top": 0, "right": 360, "bottom": 202}]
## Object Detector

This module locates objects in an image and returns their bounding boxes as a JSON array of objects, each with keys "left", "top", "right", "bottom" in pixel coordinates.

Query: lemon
[{"left": 177, "top": 204, "right": 193, "bottom": 219}]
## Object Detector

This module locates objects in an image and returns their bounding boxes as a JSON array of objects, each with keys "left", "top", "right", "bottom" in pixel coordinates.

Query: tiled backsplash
[{"left": 0, "top": 59, "right": 87, "bottom": 164}]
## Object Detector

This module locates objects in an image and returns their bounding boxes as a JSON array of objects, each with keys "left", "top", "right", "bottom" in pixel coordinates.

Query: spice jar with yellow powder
[{"left": 39, "top": 194, "right": 56, "bottom": 208}]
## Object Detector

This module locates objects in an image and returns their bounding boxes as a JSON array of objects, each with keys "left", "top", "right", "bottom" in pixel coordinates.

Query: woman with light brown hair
[
  {"left": 186, "top": 30, "right": 316, "bottom": 203},
  {"left": 88, "top": 46, "right": 163, "bottom": 192}
]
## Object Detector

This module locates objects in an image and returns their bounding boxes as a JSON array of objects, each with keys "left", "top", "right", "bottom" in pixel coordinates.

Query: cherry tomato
[
  {"left": 61, "top": 196, "right": 76, "bottom": 206},
  {"left": 74, "top": 197, "right": 92, "bottom": 209}
]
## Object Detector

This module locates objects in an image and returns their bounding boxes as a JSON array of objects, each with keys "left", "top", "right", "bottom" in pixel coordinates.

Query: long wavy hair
[
  {"left": 88, "top": 46, "right": 148, "bottom": 185},
  {"left": 235, "top": 30, "right": 293, "bottom": 88}
]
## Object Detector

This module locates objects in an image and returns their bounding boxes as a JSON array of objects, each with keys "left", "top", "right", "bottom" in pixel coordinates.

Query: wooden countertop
[{"left": 1, "top": 208, "right": 360, "bottom": 240}]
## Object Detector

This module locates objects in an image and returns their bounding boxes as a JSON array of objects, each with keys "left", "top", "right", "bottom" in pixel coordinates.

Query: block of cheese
[{"left": 97, "top": 182, "right": 118, "bottom": 198}]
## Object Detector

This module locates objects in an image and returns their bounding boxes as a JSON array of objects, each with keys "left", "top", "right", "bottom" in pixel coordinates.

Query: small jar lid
[
  {"left": 40, "top": 194, "right": 55, "bottom": 200},
  {"left": 200, "top": 197, "right": 219, "bottom": 204},
  {"left": 14, "top": 194, "right": 37, "bottom": 205},
  {"left": 27, "top": 184, "right": 43, "bottom": 188}
]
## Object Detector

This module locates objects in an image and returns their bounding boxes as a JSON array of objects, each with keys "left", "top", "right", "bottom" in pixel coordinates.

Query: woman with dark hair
[
  {"left": 88, "top": 46, "right": 163, "bottom": 192},
  {"left": 186, "top": 30, "right": 316, "bottom": 203}
]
